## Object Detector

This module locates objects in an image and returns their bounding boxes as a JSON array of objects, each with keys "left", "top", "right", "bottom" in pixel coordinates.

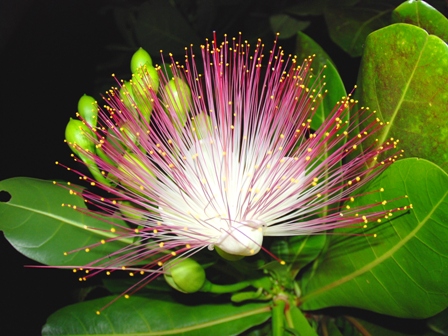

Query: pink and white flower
[{"left": 64, "top": 33, "right": 402, "bottom": 283}]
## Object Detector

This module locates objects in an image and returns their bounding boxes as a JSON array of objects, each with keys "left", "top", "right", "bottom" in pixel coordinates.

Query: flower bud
[
  {"left": 191, "top": 113, "right": 212, "bottom": 140},
  {"left": 164, "top": 77, "right": 191, "bottom": 128},
  {"left": 77, "top": 94, "right": 98, "bottom": 128},
  {"left": 117, "top": 152, "right": 155, "bottom": 184},
  {"left": 65, "top": 118, "right": 109, "bottom": 185},
  {"left": 119, "top": 81, "right": 138, "bottom": 118},
  {"left": 164, "top": 258, "right": 206, "bottom": 293},
  {"left": 131, "top": 66, "right": 159, "bottom": 121},
  {"left": 65, "top": 118, "right": 95, "bottom": 158},
  {"left": 131, "top": 47, "right": 153, "bottom": 74}
]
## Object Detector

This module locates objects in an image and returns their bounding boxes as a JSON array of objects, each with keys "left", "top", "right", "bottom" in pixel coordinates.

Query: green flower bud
[
  {"left": 131, "top": 65, "right": 159, "bottom": 122},
  {"left": 119, "top": 81, "right": 138, "bottom": 117},
  {"left": 164, "top": 77, "right": 191, "bottom": 128},
  {"left": 191, "top": 113, "right": 212, "bottom": 140},
  {"left": 164, "top": 258, "right": 206, "bottom": 293},
  {"left": 131, "top": 47, "right": 153, "bottom": 74},
  {"left": 117, "top": 152, "right": 155, "bottom": 184},
  {"left": 117, "top": 122, "right": 139, "bottom": 147},
  {"left": 65, "top": 118, "right": 109, "bottom": 186},
  {"left": 65, "top": 118, "right": 95, "bottom": 158},
  {"left": 77, "top": 94, "right": 98, "bottom": 128}
]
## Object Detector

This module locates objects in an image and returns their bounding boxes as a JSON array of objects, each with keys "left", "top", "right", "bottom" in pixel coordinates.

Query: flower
[{"left": 64, "top": 33, "right": 402, "bottom": 284}]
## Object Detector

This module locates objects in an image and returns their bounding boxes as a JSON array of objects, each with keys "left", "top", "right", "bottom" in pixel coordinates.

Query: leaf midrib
[
  {"left": 54, "top": 305, "right": 270, "bottom": 336},
  {"left": 376, "top": 34, "right": 428, "bottom": 145},
  {"left": 300, "top": 188, "right": 448, "bottom": 303},
  {"left": 4, "top": 201, "right": 133, "bottom": 245}
]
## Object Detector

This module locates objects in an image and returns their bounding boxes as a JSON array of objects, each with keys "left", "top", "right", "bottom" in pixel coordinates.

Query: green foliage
[
  {"left": 301, "top": 158, "right": 448, "bottom": 318},
  {"left": 42, "top": 295, "right": 271, "bottom": 336},
  {"left": 295, "top": 32, "right": 347, "bottom": 131},
  {"left": 392, "top": 0, "right": 448, "bottom": 42},
  {"left": 357, "top": 23, "right": 448, "bottom": 172},
  {"left": 0, "top": 177, "right": 133, "bottom": 266}
]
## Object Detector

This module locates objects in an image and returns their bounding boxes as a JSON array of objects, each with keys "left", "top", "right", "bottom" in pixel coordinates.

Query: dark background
[
  {"left": 0, "top": 1, "right": 358, "bottom": 334},
  {"left": 1, "top": 2, "right": 122, "bottom": 334}
]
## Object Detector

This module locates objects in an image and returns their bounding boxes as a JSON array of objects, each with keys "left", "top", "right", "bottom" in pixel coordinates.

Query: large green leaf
[
  {"left": 295, "top": 32, "right": 348, "bottom": 220},
  {"left": 392, "top": 0, "right": 448, "bottom": 42},
  {"left": 295, "top": 31, "right": 347, "bottom": 131},
  {"left": 357, "top": 23, "right": 448, "bottom": 172},
  {"left": 270, "top": 234, "right": 327, "bottom": 278},
  {"left": 324, "top": 0, "right": 402, "bottom": 57},
  {"left": 0, "top": 177, "right": 132, "bottom": 266},
  {"left": 42, "top": 295, "right": 271, "bottom": 335},
  {"left": 300, "top": 158, "right": 448, "bottom": 318}
]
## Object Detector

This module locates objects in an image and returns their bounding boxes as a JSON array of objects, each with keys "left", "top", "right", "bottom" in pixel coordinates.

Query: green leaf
[
  {"left": 295, "top": 31, "right": 347, "bottom": 131},
  {"left": 357, "top": 23, "right": 448, "bottom": 172},
  {"left": 269, "top": 14, "right": 309, "bottom": 39},
  {"left": 0, "top": 177, "right": 132, "bottom": 266},
  {"left": 324, "top": 0, "right": 402, "bottom": 57},
  {"left": 300, "top": 158, "right": 448, "bottom": 318},
  {"left": 392, "top": 0, "right": 448, "bottom": 42},
  {"left": 270, "top": 235, "right": 326, "bottom": 278},
  {"left": 295, "top": 32, "right": 348, "bottom": 220},
  {"left": 42, "top": 295, "right": 271, "bottom": 335}
]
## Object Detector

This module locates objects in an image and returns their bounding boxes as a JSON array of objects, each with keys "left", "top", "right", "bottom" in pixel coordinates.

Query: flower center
[{"left": 215, "top": 221, "right": 264, "bottom": 256}]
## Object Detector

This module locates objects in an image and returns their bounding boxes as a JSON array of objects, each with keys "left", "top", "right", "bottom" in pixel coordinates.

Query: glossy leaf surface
[
  {"left": 0, "top": 177, "right": 132, "bottom": 266},
  {"left": 42, "top": 295, "right": 271, "bottom": 335},
  {"left": 392, "top": 0, "right": 448, "bottom": 42},
  {"left": 301, "top": 158, "right": 448, "bottom": 318},
  {"left": 357, "top": 23, "right": 448, "bottom": 172},
  {"left": 295, "top": 31, "right": 347, "bottom": 131}
]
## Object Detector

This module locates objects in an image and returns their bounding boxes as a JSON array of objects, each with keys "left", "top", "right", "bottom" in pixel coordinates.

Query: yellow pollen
[{"left": 85, "top": 248, "right": 90, "bottom": 253}]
